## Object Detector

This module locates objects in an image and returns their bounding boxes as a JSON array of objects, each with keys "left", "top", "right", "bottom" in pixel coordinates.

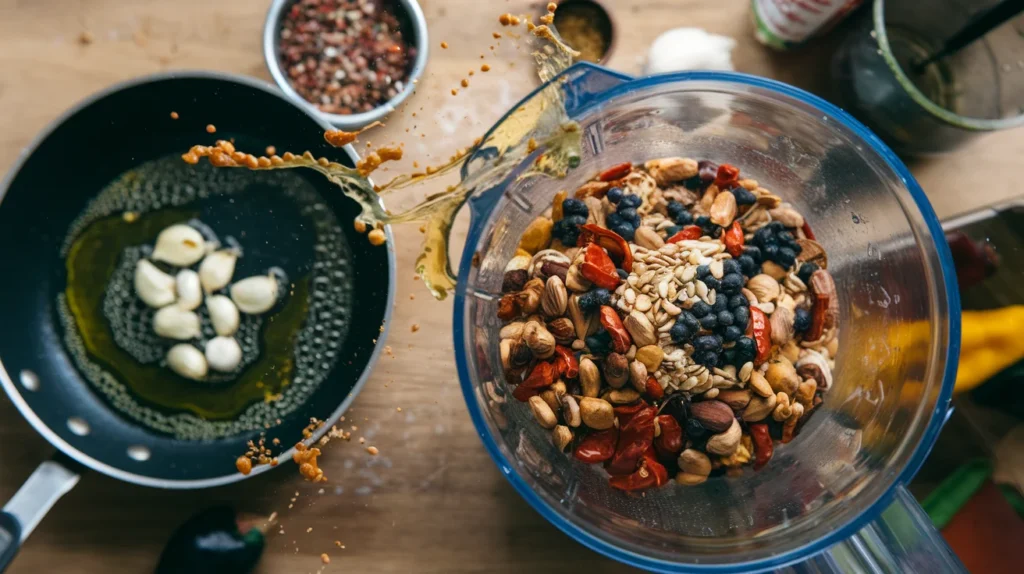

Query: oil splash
[{"left": 183, "top": 12, "right": 581, "bottom": 300}]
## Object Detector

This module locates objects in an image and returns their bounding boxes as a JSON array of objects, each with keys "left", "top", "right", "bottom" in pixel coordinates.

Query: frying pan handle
[{"left": 0, "top": 455, "right": 81, "bottom": 571}]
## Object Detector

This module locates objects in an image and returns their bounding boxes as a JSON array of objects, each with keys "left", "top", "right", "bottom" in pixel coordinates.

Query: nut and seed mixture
[
  {"left": 497, "top": 158, "right": 838, "bottom": 491},
  {"left": 278, "top": 0, "right": 417, "bottom": 115}
]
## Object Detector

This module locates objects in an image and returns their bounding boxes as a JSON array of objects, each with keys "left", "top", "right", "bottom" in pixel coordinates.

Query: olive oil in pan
[{"left": 58, "top": 157, "right": 353, "bottom": 440}]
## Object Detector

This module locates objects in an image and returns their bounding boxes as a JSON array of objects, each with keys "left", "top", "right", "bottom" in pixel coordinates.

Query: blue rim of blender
[{"left": 453, "top": 64, "right": 961, "bottom": 573}]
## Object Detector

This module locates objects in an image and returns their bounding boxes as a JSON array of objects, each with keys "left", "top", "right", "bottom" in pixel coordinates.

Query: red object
[
  {"left": 667, "top": 225, "right": 704, "bottom": 243},
  {"left": 608, "top": 449, "right": 668, "bottom": 491},
  {"left": 553, "top": 346, "right": 579, "bottom": 379},
  {"left": 607, "top": 408, "right": 656, "bottom": 476},
  {"left": 580, "top": 243, "right": 620, "bottom": 290},
  {"left": 511, "top": 361, "right": 557, "bottom": 402},
  {"left": 613, "top": 400, "right": 649, "bottom": 427},
  {"left": 806, "top": 288, "right": 831, "bottom": 342},
  {"left": 574, "top": 428, "right": 618, "bottom": 463},
  {"left": 724, "top": 221, "right": 745, "bottom": 257},
  {"left": 654, "top": 415, "right": 684, "bottom": 459},
  {"left": 577, "top": 224, "right": 633, "bottom": 272},
  {"left": 749, "top": 306, "right": 772, "bottom": 365},
  {"left": 644, "top": 376, "right": 664, "bottom": 401},
  {"left": 749, "top": 423, "right": 773, "bottom": 470},
  {"left": 942, "top": 480, "right": 1024, "bottom": 574},
  {"left": 599, "top": 162, "right": 632, "bottom": 182},
  {"left": 801, "top": 221, "right": 816, "bottom": 241},
  {"left": 947, "top": 231, "right": 999, "bottom": 290},
  {"left": 714, "top": 164, "right": 740, "bottom": 188},
  {"left": 599, "top": 305, "right": 632, "bottom": 353}
]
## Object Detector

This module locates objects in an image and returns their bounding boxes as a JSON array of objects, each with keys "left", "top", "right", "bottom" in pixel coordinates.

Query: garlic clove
[
  {"left": 152, "top": 224, "right": 206, "bottom": 266},
  {"left": 153, "top": 306, "right": 201, "bottom": 340},
  {"left": 175, "top": 270, "right": 203, "bottom": 311},
  {"left": 206, "top": 295, "right": 240, "bottom": 336},
  {"left": 166, "top": 344, "right": 208, "bottom": 380},
  {"left": 205, "top": 336, "right": 243, "bottom": 372},
  {"left": 230, "top": 275, "right": 279, "bottom": 314},
  {"left": 198, "top": 249, "right": 238, "bottom": 293},
  {"left": 135, "top": 259, "right": 177, "bottom": 308}
]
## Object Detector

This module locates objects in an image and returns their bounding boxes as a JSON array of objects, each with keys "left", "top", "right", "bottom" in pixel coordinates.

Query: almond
[
  {"left": 578, "top": 357, "right": 601, "bottom": 397},
  {"left": 644, "top": 157, "right": 699, "bottom": 186},
  {"left": 523, "top": 321, "right": 555, "bottom": 359},
  {"left": 689, "top": 400, "right": 735, "bottom": 433},
  {"left": 623, "top": 310, "right": 657, "bottom": 347},
  {"left": 633, "top": 226, "right": 665, "bottom": 250},
  {"left": 709, "top": 189, "right": 737, "bottom": 227},
  {"left": 768, "top": 206, "right": 804, "bottom": 228},
  {"left": 706, "top": 418, "right": 742, "bottom": 455},
  {"left": 717, "top": 389, "right": 752, "bottom": 411}
]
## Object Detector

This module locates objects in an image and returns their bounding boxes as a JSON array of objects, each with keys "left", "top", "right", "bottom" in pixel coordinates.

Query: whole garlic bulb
[
  {"left": 199, "top": 249, "right": 238, "bottom": 293},
  {"left": 205, "top": 336, "right": 242, "bottom": 372},
  {"left": 152, "top": 224, "right": 206, "bottom": 266},
  {"left": 230, "top": 275, "right": 279, "bottom": 314},
  {"left": 166, "top": 344, "right": 208, "bottom": 380},
  {"left": 153, "top": 306, "right": 201, "bottom": 340},
  {"left": 206, "top": 295, "right": 240, "bottom": 336},
  {"left": 175, "top": 270, "right": 202, "bottom": 311},
  {"left": 135, "top": 260, "right": 176, "bottom": 308}
]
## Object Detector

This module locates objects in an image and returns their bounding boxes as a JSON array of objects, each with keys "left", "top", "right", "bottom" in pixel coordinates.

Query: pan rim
[{"left": 0, "top": 69, "right": 397, "bottom": 489}]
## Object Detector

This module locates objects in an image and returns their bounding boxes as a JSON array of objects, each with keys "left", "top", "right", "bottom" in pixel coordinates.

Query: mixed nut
[
  {"left": 133, "top": 223, "right": 283, "bottom": 381},
  {"left": 497, "top": 158, "right": 838, "bottom": 491}
]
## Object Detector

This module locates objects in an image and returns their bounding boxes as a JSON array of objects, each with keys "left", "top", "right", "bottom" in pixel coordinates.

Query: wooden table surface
[{"left": 1, "top": 1, "right": 1021, "bottom": 573}]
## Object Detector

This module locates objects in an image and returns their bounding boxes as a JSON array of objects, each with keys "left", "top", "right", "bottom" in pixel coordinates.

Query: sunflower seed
[{"left": 710, "top": 260, "right": 724, "bottom": 279}]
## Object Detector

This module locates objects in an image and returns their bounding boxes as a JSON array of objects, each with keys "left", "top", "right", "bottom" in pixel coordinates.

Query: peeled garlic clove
[
  {"left": 198, "top": 250, "right": 238, "bottom": 293},
  {"left": 206, "top": 295, "right": 240, "bottom": 336},
  {"left": 135, "top": 259, "right": 176, "bottom": 308},
  {"left": 152, "top": 224, "right": 206, "bottom": 266},
  {"left": 175, "top": 270, "right": 202, "bottom": 310},
  {"left": 230, "top": 275, "right": 279, "bottom": 314},
  {"left": 167, "top": 344, "right": 207, "bottom": 381},
  {"left": 153, "top": 306, "right": 201, "bottom": 340},
  {"left": 205, "top": 336, "right": 242, "bottom": 372}
]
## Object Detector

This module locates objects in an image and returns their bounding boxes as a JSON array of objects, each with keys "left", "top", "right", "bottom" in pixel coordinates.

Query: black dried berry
[
  {"left": 611, "top": 223, "right": 635, "bottom": 241},
  {"left": 606, "top": 212, "right": 625, "bottom": 228},
  {"left": 693, "top": 349, "right": 720, "bottom": 368},
  {"left": 666, "top": 200, "right": 684, "bottom": 217},
  {"left": 797, "top": 262, "right": 819, "bottom": 284},
  {"left": 728, "top": 294, "right": 748, "bottom": 309},
  {"left": 674, "top": 210, "right": 694, "bottom": 226},
  {"left": 616, "top": 268, "right": 629, "bottom": 279},
  {"left": 696, "top": 265, "right": 711, "bottom": 278},
  {"left": 744, "top": 245, "right": 763, "bottom": 263},
  {"left": 691, "top": 301, "right": 712, "bottom": 317},
  {"left": 712, "top": 293, "right": 729, "bottom": 312},
  {"left": 686, "top": 417, "right": 707, "bottom": 438},
  {"left": 694, "top": 334, "right": 723, "bottom": 352},
  {"left": 722, "top": 259, "right": 741, "bottom": 276},
  {"left": 720, "top": 273, "right": 744, "bottom": 294},
  {"left": 734, "top": 337, "right": 756, "bottom": 363},
  {"left": 699, "top": 313, "right": 718, "bottom": 330},
  {"left": 681, "top": 311, "right": 701, "bottom": 332},
  {"left": 777, "top": 247, "right": 797, "bottom": 268},
  {"left": 717, "top": 309, "right": 734, "bottom": 326},
  {"left": 606, "top": 187, "right": 623, "bottom": 203},
  {"left": 738, "top": 255, "right": 758, "bottom": 276},
  {"left": 619, "top": 194, "right": 642, "bottom": 208},
  {"left": 723, "top": 325, "right": 744, "bottom": 342},
  {"left": 733, "top": 306, "right": 750, "bottom": 331},
  {"left": 794, "top": 307, "right": 811, "bottom": 332},
  {"left": 732, "top": 186, "right": 757, "bottom": 206},
  {"left": 562, "top": 198, "right": 588, "bottom": 217},
  {"left": 670, "top": 322, "right": 692, "bottom": 344}
]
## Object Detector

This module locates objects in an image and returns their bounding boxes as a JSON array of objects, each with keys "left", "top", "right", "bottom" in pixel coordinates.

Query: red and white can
[{"left": 751, "top": 0, "right": 864, "bottom": 49}]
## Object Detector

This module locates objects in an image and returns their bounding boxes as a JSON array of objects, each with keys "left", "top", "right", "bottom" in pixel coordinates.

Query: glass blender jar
[{"left": 452, "top": 63, "right": 962, "bottom": 572}]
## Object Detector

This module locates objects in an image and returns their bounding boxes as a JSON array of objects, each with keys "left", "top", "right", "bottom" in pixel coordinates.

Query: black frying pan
[{"left": 0, "top": 72, "right": 395, "bottom": 569}]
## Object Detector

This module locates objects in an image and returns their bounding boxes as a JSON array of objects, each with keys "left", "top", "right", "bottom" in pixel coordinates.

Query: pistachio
[
  {"left": 152, "top": 224, "right": 206, "bottom": 266},
  {"left": 567, "top": 295, "right": 590, "bottom": 339},
  {"left": 198, "top": 249, "right": 238, "bottom": 293},
  {"left": 579, "top": 357, "right": 601, "bottom": 397},
  {"left": 166, "top": 344, "right": 208, "bottom": 381},
  {"left": 748, "top": 370, "right": 773, "bottom": 397},
  {"left": 565, "top": 262, "right": 592, "bottom": 292},
  {"left": 768, "top": 206, "right": 804, "bottom": 228},
  {"left": 206, "top": 294, "right": 240, "bottom": 336},
  {"left": 579, "top": 397, "right": 615, "bottom": 429},
  {"left": 516, "top": 278, "right": 544, "bottom": 315},
  {"left": 547, "top": 317, "right": 576, "bottom": 344},
  {"left": 153, "top": 306, "right": 201, "bottom": 340},
  {"left": 502, "top": 269, "right": 529, "bottom": 293},
  {"left": 499, "top": 322, "right": 526, "bottom": 340},
  {"left": 706, "top": 418, "right": 742, "bottom": 455},
  {"left": 559, "top": 394, "right": 581, "bottom": 427},
  {"left": 746, "top": 274, "right": 781, "bottom": 303},
  {"left": 770, "top": 306, "right": 794, "bottom": 346},
  {"left": 709, "top": 189, "right": 738, "bottom": 227},
  {"left": 134, "top": 259, "right": 176, "bottom": 308},
  {"left": 523, "top": 321, "right": 556, "bottom": 359},
  {"left": 689, "top": 400, "right": 735, "bottom": 433},
  {"left": 530, "top": 249, "right": 571, "bottom": 278},
  {"left": 504, "top": 254, "right": 532, "bottom": 273},
  {"left": 205, "top": 336, "right": 243, "bottom": 372},
  {"left": 633, "top": 226, "right": 665, "bottom": 250},
  {"left": 796, "top": 350, "right": 833, "bottom": 391},
  {"left": 634, "top": 345, "right": 664, "bottom": 372},
  {"left": 717, "top": 389, "right": 752, "bottom": 411},
  {"left": 602, "top": 352, "right": 630, "bottom": 388},
  {"left": 175, "top": 270, "right": 203, "bottom": 311},
  {"left": 540, "top": 388, "right": 561, "bottom": 415},
  {"left": 742, "top": 393, "right": 778, "bottom": 422},
  {"left": 623, "top": 310, "right": 657, "bottom": 347},
  {"left": 552, "top": 425, "right": 574, "bottom": 451},
  {"left": 628, "top": 360, "right": 648, "bottom": 393},
  {"left": 528, "top": 396, "right": 558, "bottom": 429},
  {"left": 518, "top": 216, "right": 553, "bottom": 255},
  {"left": 541, "top": 275, "right": 568, "bottom": 317},
  {"left": 765, "top": 357, "right": 800, "bottom": 395},
  {"left": 797, "top": 239, "right": 828, "bottom": 269},
  {"left": 603, "top": 388, "right": 641, "bottom": 405},
  {"left": 644, "top": 157, "right": 698, "bottom": 186},
  {"left": 230, "top": 274, "right": 279, "bottom": 314}
]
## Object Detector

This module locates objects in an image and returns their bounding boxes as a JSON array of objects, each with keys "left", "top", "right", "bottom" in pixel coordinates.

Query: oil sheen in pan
[{"left": 56, "top": 156, "right": 353, "bottom": 440}]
